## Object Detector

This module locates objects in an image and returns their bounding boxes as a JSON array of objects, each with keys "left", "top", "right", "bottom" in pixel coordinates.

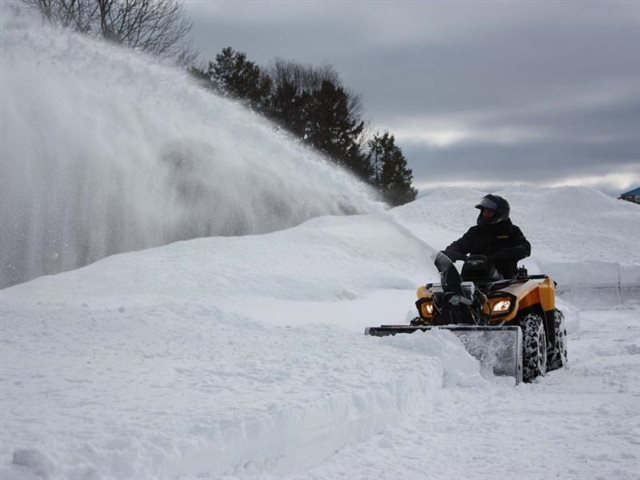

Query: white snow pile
[
  {"left": 2, "top": 186, "right": 639, "bottom": 480},
  {"left": 394, "top": 186, "right": 640, "bottom": 304},
  {"left": 0, "top": 216, "right": 443, "bottom": 480}
]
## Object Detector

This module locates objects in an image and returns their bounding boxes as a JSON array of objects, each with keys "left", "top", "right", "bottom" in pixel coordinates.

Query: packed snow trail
[{"left": 1, "top": 300, "right": 440, "bottom": 479}]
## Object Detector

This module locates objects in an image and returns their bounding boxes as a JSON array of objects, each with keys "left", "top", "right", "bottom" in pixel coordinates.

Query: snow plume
[{"left": 0, "top": 9, "right": 377, "bottom": 288}]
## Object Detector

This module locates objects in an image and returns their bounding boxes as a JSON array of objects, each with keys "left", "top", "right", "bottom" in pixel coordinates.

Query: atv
[{"left": 366, "top": 252, "right": 567, "bottom": 383}]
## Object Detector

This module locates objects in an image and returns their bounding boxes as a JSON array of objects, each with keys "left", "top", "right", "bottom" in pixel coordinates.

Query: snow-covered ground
[
  {"left": 2, "top": 7, "right": 639, "bottom": 480},
  {"left": 2, "top": 187, "right": 639, "bottom": 480}
]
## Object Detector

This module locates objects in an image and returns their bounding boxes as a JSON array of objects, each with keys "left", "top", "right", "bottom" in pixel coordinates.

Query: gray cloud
[
  {"left": 405, "top": 137, "right": 639, "bottom": 181},
  {"left": 183, "top": 1, "right": 640, "bottom": 194}
]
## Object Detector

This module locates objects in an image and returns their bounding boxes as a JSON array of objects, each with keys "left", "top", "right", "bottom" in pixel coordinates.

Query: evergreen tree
[
  {"left": 265, "top": 61, "right": 371, "bottom": 179},
  {"left": 302, "top": 80, "right": 372, "bottom": 179},
  {"left": 268, "top": 75, "right": 306, "bottom": 137},
  {"left": 267, "top": 60, "right": 337, "bottom": 139},
  {"left": 200, "top": 51, "right": 417, "bottom": 197},
  {"left": 187, "top": 65, "right": 213, "bottom": 90},
  {"left": 208, "top": 47, "right": 272, "bottom": 111},
  {"left": 366, "top": 132, "right": 417, "bottom": 206}
]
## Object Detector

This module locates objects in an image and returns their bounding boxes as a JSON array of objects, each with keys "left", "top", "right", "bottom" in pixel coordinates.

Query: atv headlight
[
  {"left": 419, "top": 301, "right": 434, "bottom": 317},
  {"left": 491, "top": 299, "right": 512, "bottom": 313},
  {"left": 416, "top": 297, "right": 434, "bottom": 318}
]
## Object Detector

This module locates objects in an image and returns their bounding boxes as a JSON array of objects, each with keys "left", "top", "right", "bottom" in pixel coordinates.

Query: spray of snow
[
  {"left": 0, "top": 9, "right": 378, "bottom": 288},
  {"left": 382, "top": 328, "right": 491, "bottom": 387}
]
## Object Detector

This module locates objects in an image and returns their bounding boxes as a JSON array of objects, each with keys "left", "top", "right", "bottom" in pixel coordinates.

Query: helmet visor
[{"left": 475, "top": 196, "right": 498, "bottom": 211}]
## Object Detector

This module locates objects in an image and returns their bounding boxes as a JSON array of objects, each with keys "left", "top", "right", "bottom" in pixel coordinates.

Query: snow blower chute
[{"left": 365, "top": 252, "right": 567, "bottom": 384}]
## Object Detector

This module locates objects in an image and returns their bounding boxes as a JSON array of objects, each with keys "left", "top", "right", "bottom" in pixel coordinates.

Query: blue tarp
[{"left": 621, "top": 187, "right": 640, "bottom": 196}]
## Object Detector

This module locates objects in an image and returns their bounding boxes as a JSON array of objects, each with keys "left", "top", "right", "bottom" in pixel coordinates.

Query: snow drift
[
  {"left": 393, "top": 185, "right": 640, "bottom": 303},
  {"left": 0, "top": 215, "right": 446, "bottom": 480}
]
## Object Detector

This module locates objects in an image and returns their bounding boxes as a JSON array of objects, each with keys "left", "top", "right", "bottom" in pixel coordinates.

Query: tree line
[
  {"left": 192, "top": 48, "right": 417, "bottom": 206},
  {"left": 21, "top": 0, "right": 417, "bottom": 206}
]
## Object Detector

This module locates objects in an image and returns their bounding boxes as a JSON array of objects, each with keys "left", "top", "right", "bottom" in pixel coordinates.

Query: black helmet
[{"left": 475, "top": 194, "right": 510, "bottom": 226}]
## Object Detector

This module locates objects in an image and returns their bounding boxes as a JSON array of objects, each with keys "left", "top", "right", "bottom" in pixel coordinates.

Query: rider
[{"left": 442, "top": 194, "right": 531, "bottom": 278}]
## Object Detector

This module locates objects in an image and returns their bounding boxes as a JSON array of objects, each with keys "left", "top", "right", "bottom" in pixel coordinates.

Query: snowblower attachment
[
  {"left": 365, "top": 325, "right": 523, "bottom": 384},
  {"left": 365, "top": 252, "right": 567, "bottom": 384}
]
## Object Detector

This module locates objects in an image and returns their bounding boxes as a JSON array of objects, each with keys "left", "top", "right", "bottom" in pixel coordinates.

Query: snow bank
[
  {"left": 392, "top": 185, "right": 640, "bottom": 304},
  {"left": 0, "top": 215, "right": 448, "bottom": 479},
  {"left": 2, "top": 215, "right": 436, "bottom": 308}
]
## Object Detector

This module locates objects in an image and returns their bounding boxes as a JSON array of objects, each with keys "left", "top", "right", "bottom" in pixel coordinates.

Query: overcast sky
[{"left": 184, "top": 1, "right": 640, "bottom": 195}]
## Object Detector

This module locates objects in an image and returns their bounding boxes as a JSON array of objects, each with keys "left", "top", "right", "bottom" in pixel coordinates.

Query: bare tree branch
[{"left": 19, "top": 0, "right": 193, "bottom": 59}]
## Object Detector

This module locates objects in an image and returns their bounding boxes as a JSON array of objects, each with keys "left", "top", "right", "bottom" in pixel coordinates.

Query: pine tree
[
  {"left": 207, "top": 47, "right": 272, "bottom": 111},
  {"left": 187, "top": 66, "right": 213, "bottom": 90},
  {"left": 268, "top": 76, "right": 307, "bottom": 138},
  {"left": 366, "top": 132, "right": 417, "bottom": 206},
  {"left": 302, "top": 80, "right": 372, "bottom": 179},
  {"left": 200, "top": 52, "right": 417, "bottom": 197},
  {"left": 265, "top": 61, "right": 372, "bottom": 179}
]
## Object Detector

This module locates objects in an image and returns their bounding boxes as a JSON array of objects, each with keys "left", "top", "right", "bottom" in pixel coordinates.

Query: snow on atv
[{"left": 366, "top": 252, "right": 568, "bottom": 384}]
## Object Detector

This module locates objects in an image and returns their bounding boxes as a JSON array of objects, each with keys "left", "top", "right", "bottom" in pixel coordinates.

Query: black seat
[{"left": 461, "top": 255, "right": 503, "bottom": 283}]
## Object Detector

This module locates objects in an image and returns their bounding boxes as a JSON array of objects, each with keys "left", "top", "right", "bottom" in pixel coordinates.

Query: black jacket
[{"left": 445, "top": 219, "right": 531, "bottom": 278}]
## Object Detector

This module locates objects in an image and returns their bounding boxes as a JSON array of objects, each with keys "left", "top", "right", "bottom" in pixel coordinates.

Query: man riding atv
[
  {"left": 443, "top": 194, "right": 531, "bottom": 279},
  {"left": 366, "top": 194, "right": 566, "bottom": 384}
]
